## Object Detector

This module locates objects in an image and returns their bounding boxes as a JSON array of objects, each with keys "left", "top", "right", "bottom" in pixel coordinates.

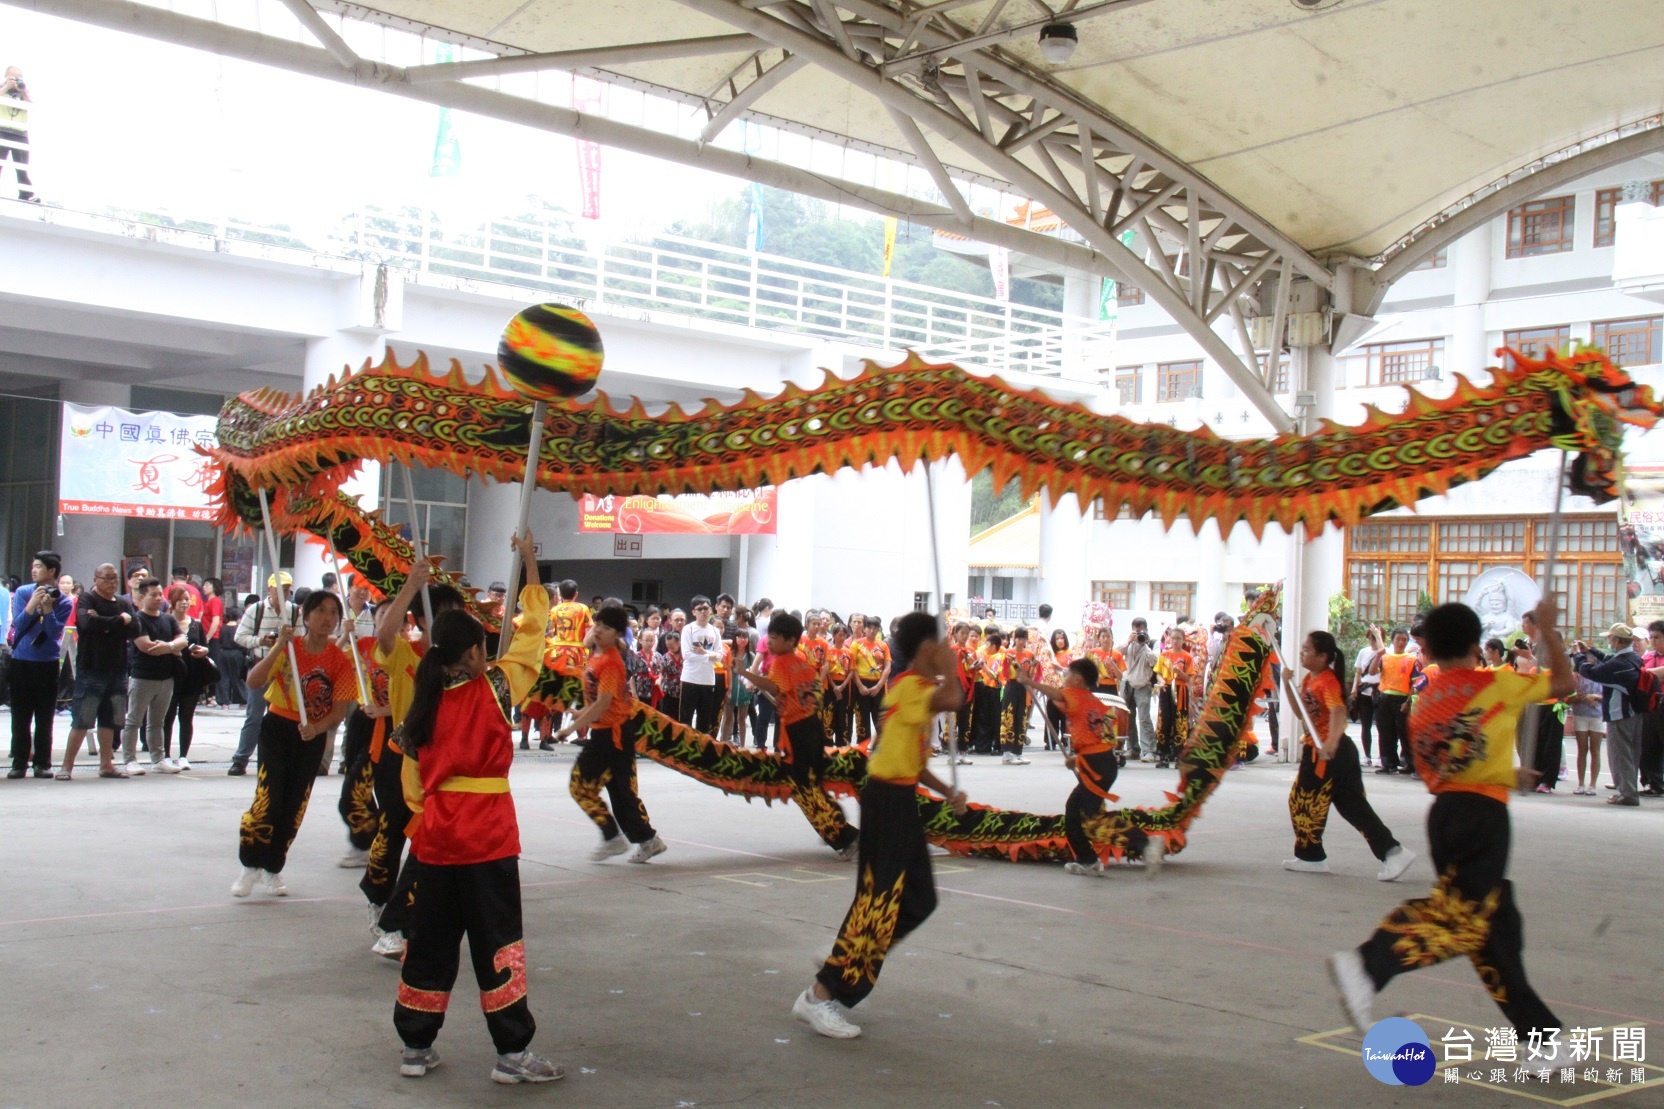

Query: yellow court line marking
[
  {"left": 713, "top": 868, "right": 848, "bottom": 887},
  {"left": 1297, "top": 1016, "right": 1663, "bottom": 1105}
]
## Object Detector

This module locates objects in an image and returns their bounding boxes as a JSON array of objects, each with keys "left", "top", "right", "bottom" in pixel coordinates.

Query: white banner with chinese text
[{"left": 58, "top": 403, "right": 221, "bottom": 521}]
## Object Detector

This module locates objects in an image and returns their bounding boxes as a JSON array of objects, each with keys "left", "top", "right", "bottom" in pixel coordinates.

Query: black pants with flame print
[
  {"left": 1289, "top": 736, "right": 1399, "bottom": 863},
  {"left": 237, "top": 714, "right": 324, "bottom": 874},
  {"left": 569, "top": 715, "right": 656, "bottom": 844},
  {"left": 1357, "top": 791, "right": 1558, "bottom": 1038},
  {"left": 815, "top": 780, "right": 937, "bottom": 1008},
  {"left": 336, "top": 709, "right": 379, "bottom": 851},
  {"left": 783, "top": 717, "right": 857, "bottom": 852},
  {"left": 394, "top": 855, "right": 535, "bottom": 1055}
]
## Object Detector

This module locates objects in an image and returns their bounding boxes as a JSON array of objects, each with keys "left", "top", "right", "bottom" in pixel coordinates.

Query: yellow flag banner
[{"left": 882, "top": 216, "right": 898, "bottom": 277}]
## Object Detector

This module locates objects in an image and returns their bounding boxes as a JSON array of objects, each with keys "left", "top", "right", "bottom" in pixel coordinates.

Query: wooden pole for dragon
[
  {"left": 497, "top": 399, "right": 548, "bottom": 657},
  {"left": 255, "top": 486, "right": 308, "bottom": 728}
]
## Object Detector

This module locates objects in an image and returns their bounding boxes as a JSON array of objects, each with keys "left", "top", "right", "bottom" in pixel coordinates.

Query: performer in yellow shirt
[
  {"left": 1329, "top": 598, "right": 1574, "bottom": 1045},
  {"left": 791, "top": 612, "right": 967, "bottom": 1039}
]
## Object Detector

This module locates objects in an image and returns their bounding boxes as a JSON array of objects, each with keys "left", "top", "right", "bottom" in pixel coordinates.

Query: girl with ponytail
[
  {"left": 1281, "top": 628, "right": 1415, "bottom": 882},
  {"left": 391, "top": 531, "right": 564, "bottom": 1087}
]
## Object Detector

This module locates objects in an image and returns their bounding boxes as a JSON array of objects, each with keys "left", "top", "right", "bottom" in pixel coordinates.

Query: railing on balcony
[{"left": 335, "top": 208, "right": 1114, "bottom": 379}]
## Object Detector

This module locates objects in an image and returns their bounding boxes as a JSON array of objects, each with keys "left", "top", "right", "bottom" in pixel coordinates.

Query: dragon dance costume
[{"left": 394, "top": 584, "right": 549, "bottom": 1056}]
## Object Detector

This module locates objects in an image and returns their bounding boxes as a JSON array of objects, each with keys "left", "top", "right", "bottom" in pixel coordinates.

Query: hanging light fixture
[{"left": 1037, "top": 22, "right": 1078, "bottom": 65}]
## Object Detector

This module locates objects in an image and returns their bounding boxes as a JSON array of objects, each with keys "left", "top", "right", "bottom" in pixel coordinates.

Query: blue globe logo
[{"left": 1361, "top": 1016, "right": 1436, "bottom": 1086}]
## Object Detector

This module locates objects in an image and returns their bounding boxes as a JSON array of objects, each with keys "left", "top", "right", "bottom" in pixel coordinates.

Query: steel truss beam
[
  {"left": 18, "top": 0, "right": 1178, "bottom": 359},
  {"left": 19, "top": 0, "right": 1329, "bottom": 429},
  {"left": 674, "top": 0, "right": 1305, "bottom": 429}
]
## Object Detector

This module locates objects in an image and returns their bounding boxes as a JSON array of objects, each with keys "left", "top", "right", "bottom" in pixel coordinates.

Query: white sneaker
[
  {"left": 491, "top": 1050, "right": 565, "bottom": 1084},
  {"left": 835, "top": 834, "right": 860, "bottom": 861},
  {"left": 1009, "top": 755, "right": 1030, "bottom": 765},
  {"left": 1283, "top": 857, "right": 1331, "bottom": 874},
  {"left": 1143, "top": 837, "right": 1166, "bottom": 876},
  {"left": 400, "top": 1045, "right": 440, "bottom": 1078},
  {"left": 792, "top": 988, "right": 862, "bottom": 1039},
  {"left": 126, "top": 761, "right": 147, "bottom": 776},
  {"left": 151, "top": 758, "right": 181, "bottom": 774},
  {"left": 1376, "top": 846, "right": 1415, "bottom": 882},
  {"left": 338, "top": 847, "right": 370, "bottom": 868},
  {"left": 590, "top": 835, "right": 630, "bottom": 861},
  {"left": 1327, "top": 949, "right": 1375, "bottom": 1031},
  {"left": 260, "top": 870, "right": 288, "bottom": 897},
  {"left": 627, "top": 835, "right": 668, "bottom": 864},
  {"left": 176, "top": 757, "right": 191, "bottom": 772},
  {"left": 372, "top": 930, "right": 407, "bottom": 959},
  {"left": 367, "top": 902, "right": 385, "bottom": 934},
  {"left": 1063, "top": 860, "right": 1104, "bottom": 877},
  {"left": 230, "top": 866, "right": 260, "bottom": 898}
]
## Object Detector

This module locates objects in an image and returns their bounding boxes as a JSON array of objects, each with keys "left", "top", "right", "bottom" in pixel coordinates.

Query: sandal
[
  {"left": 54, "top": 768, "right": 72, "bottom": 780},
  {"left": 98, "top": 767, "right": 130, "bottom": 779}
]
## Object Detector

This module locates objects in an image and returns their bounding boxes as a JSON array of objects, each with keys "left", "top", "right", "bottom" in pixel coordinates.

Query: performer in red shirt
[{"left": 391, "top": 532, "right": 563, "bottom": 1086}]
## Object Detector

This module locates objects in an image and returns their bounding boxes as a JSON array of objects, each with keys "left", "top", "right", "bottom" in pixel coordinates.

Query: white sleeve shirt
[{"left": 680, "top": 621, "right": 720, "bottom": 685}]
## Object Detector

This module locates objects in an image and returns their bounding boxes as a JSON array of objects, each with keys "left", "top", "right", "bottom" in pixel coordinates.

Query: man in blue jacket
[
  {"left": 9, "top": 550, "right": 73, "bottom": 778},
  {"left": 1572, "top": 623, "right": 1643, "bottom": 807}
]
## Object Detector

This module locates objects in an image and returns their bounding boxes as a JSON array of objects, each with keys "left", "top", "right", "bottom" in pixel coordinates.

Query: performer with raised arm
[{"left": 392, "top": 531, "right": 563, "bottom": 1085}]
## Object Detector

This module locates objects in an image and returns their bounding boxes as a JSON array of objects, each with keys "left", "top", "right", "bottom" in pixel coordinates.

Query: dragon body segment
[{"left": 201, "top": 344, "right": 1655, "bottom": 862}]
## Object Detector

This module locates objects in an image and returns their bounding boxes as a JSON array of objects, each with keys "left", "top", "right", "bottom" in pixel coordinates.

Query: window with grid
[
  {"left": 1364, "top": 338, "right": 1444, "bottom": 385},
  {"left": 1157, "top": 360, "right": 1202, "bottom": 402},
  {"left": 1502, "top": 325, "right": 1570, "bottom": 360},
  {"left": 1595, "top": 182, "right": 1664, "bottom": 247},
  {"left": 1116, "top": 366, "right": 1143, "bottom": 405},
  {"left": 1439, "top": 520, "right": 1525, "bottom": 554},
  {"left": 1346, "top": 516, "right": 1619, "bottom": 632},
  {"left": 1269, "top": 354, "right": 1291, "bottom": 394},
  {"left": 1412, "top": 248, "right": 1449, "bottom": 271},
  {"left": 991, "top": 576, "right": 1014, "bottom": 601},
  {"left": 1591, "top": 316, "right": 1662, "bottom": 367},
  {"left": 1151, "top": 581, "right": 1196, "bottom": 618},
  {"left": 1091, "top": 580, "right": 1133, "bottom": 609},
  {"left": 1505, "top": 195, "right": 1575, "bottom": 257},
  {"left": 1118, "top": 284, "right": 1144, "bottom": 307},
  {"left": 1549, "top": 561, "right": 1623, "bottom": 643}
]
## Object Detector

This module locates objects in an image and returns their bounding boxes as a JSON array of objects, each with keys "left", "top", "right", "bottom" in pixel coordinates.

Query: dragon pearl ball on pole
[{"left": 495, "top": 303, "right": 606, "bottom": 655}]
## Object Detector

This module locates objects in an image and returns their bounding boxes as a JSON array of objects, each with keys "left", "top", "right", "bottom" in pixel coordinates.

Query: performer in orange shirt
[
  {"left": 538, "top": 579, "right": 592, "bottom": 749},
  {"left": 1153, "top": 627, "right": 1193, "bottom": 770},
  {"left": 998, "top": 627, "right": 1035, "bottom": 765}
]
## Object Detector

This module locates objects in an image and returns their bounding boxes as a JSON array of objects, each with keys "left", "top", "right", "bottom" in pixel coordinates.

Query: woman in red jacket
[{"left": 391, "top": 532, "right": 563, "bottom": 1086}]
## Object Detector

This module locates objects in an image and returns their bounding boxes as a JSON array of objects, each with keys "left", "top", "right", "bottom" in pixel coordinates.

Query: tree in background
[
  {"left": 669, "top": 186, "right": 1063, "bottom": 311},
  {"left": 970, "top": 469, "right": 1028, "bottom": 536}
]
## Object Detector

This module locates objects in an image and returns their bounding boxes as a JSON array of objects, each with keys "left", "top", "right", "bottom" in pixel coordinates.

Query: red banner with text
[{"left": 578, "top": 488, "right": 777, "bottom": 535}]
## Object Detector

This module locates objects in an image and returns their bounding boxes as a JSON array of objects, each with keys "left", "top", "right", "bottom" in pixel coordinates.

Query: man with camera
[
  {"left": 228, "top": 572, "right": 302, "bottom": 776},
  {"left": 1, "top": 66, "right": 35, "bottom": 202},
  {"left": 8, "top": 550, "right": 71, "bottom": 777},
  {"left": 1122, "top": 617, "right": 1157, "bottom": 760}
]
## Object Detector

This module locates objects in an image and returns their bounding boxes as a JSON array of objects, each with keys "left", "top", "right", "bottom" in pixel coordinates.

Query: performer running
[
  {"left": 793, "top": 612, "right": 967, "bottom": 1039},
  {"left": 364, "top": 563, "right": 470, "bottom": 958},
  {"left": 231, "top": 590, "right": 357, "bottom": 898},
  {"left": 1020, "top": 657, "right": 1163, "bottom": 876},
  {"left": 741, "top": 611, "right": 859, "bottom": 858},
  {"left": 1329, "top": 599, "right": 1573, "bottom": 1042},
  {"left": 392, "top": 531, "right": 563, "bottom": 1085},
  {"left": 1281, "top": 630, "right": 1414, "bottom": 880},
  {"left": 556, "top": 606, "right": 668, "bottom": 864}
]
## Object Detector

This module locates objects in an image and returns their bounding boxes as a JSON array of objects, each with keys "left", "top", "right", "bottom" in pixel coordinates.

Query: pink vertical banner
[{"left": 573, "top": 76, "right": 604, "bottom": 220}]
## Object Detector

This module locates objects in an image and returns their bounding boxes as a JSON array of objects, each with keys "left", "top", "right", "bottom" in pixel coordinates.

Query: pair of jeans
[
  {"left": 234, "top": 681, "right": 268, "bottom": 765},
  {"left": 70, "top": 668, "right": 126, "bottom": 733}
]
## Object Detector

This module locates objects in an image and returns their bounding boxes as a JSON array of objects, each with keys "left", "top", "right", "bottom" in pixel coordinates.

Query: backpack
[{"left": 1634, "top": 665, "right": 1664, "bottom": 715}]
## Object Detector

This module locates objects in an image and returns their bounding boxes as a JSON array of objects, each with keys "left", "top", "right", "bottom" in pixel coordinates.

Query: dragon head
[{"left": 1513, "top": 347, "right": 1663, "bottom": 502}]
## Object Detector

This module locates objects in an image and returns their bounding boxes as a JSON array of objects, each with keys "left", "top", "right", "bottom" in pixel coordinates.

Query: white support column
[
  {"left": 1450, "top": 216, "right": 1493, "bottom": 373},
  {"left": 1283, "top": 343, "right": 1345, "bottom": 760}
]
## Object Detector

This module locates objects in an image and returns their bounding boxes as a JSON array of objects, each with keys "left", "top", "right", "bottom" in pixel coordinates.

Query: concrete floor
[{"left": 2, "top": 707, "right": 1661, "bottom": 1109}]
